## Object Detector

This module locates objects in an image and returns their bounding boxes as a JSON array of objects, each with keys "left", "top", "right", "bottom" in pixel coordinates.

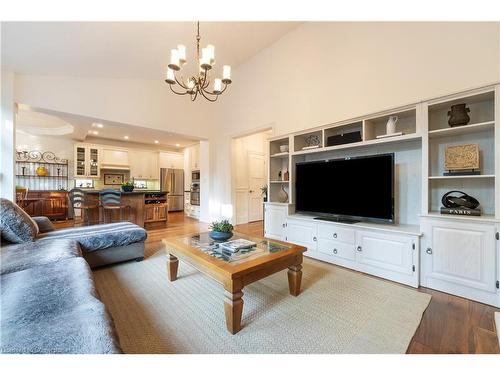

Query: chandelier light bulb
[
  {"left": 206, "top": 44, "right": 215, "bottom": 63},
  {"left": 222, "top": 65, "right": 232, "bottom": 83},
  {"left": 169, "top": 49, "right": 180, "bottom": 71},
  {"left": 177, "top": 44, "right": 186, "bottom": 64},
  {"left": 165, "top": 68, "right": 176, "bottom": 84},
  {"left": 214, "top": 78, "right": 222, "bottom": 94}
]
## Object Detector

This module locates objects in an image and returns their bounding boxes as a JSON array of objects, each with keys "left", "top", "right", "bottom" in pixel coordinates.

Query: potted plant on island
[
  {"left": 121, "top": 181, "right": 135, "bottom": 192},
  {"left": 209, "top": 219, "right": 234, "bottom": 241}
]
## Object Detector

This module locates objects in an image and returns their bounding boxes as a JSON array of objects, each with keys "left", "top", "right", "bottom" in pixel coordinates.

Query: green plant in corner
[
  {"left": 210, "top": 219, "right": 234, "bottom": 233},
  {"left": 121, "top": 181, "right": 134, "bottom": 188}
]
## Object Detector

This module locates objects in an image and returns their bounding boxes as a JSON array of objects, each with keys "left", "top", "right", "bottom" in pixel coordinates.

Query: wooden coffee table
[{"left": 162, "top": 232, "right": 306, "bottom": 334}]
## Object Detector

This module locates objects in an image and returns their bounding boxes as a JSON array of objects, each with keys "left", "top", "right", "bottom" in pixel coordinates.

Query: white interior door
[{"left": 248, "top": 151, "right": 265, "bottom": 222}]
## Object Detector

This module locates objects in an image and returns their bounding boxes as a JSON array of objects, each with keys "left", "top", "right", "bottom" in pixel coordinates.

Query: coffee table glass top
[{"left": 179, "top": 232, "right": 291, "bottom": 263}]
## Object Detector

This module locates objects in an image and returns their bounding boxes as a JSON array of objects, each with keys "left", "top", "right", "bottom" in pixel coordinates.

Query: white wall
[
  {"left": 1, "top": 71, "right": 15, "bottom": 200},
  {"left": 207, "top": 22, "right": 500, "bottom": 219}
]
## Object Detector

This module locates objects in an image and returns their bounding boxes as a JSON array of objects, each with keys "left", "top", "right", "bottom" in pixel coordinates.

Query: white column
[
  {"left": 0, "top": 70, "right": 16, "bottom": 201},
  {"left": 199, "top": 140, "right": 211, "bottom": 223}
]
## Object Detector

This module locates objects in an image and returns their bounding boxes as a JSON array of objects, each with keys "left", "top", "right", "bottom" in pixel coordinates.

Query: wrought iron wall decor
[{"left": 15, "top": 150, "right": 69, "bottom": 191}]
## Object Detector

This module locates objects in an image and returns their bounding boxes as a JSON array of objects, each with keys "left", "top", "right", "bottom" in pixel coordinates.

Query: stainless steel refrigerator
[{"left": 160, "top": 168, "right": 184, "bottom": 212}]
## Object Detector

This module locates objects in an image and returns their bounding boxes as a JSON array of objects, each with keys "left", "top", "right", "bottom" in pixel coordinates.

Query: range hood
[{"left": 100, "top": 164, "right": 130, "bottom": 170}]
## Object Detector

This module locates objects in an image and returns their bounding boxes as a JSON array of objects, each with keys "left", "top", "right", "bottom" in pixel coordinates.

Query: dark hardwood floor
[{"left": 56, "top": 212, "right": 500, "bottom": 354}]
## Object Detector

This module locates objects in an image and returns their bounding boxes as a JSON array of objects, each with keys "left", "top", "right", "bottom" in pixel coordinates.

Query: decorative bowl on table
[
  {"left": 209, "top": 231, "right": 233, "bottom": 241},
  {"left": 209, "top": 219, "right": 234, "bottom": 241}
]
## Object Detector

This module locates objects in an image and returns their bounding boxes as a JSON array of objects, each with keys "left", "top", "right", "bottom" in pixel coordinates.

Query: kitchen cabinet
[
  {"left": 421, "top": 217, "right": 499, "bottom": 307},
  {"left": 159, "top": 152, "right": 184, "bottom": 169},
  {"left": 144, "top": 204, "right": 168, "bottom": 223},
  {"left": 129, "top": 150, "right": 159, "bottom": 179},
  {"left": 21, "top": 191, "right": 68, "bottom": 220},
  {"left": 101, "top": 148, "right": 129, "bottom": 167},
  {"left": 74, "top": 144, "right": 100, "bottom": 177},
  {"left": 187, "top": 144, "right": 200, "bottom": 171}
]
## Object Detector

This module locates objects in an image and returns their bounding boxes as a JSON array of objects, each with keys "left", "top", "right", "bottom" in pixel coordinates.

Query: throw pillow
[{"left": 0, "top": 198, "right": 39, "bottom": 243}]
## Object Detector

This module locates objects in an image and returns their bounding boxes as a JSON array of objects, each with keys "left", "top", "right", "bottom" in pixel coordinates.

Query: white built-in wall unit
[{"left": 264, "top": 84, "right": 500, "bottom": 307}]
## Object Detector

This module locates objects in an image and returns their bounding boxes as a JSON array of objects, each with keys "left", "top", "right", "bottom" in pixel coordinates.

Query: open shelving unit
[
  {"left": 424, "top": 88, "right": 497, "bottom": 218},
  {"left": 267, "top": 84, "right": 499, "bottom": 225}
]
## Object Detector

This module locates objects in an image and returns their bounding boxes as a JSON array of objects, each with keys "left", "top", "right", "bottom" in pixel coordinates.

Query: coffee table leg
[
  {"left": 167, "top": 253, "right": 178, "bottom": 281},
  {"left": 287, "top": 264, "right": 303, "bottom": 296},
  {"left": 224, "top": 289, "right": 244, "bottom": 334}
]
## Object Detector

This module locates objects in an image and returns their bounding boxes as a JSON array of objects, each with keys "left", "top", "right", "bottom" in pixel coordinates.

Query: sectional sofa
[{"left": 0, "top": 198, "right": 148, "bottom": 354}]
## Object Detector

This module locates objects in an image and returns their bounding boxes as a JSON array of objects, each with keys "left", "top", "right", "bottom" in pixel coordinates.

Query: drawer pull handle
[
  {"left": 282, "top": 223, "right": 286, "bottom": 228},
  {"left": 426, "top": 247, "right": 433, "bottom": 255},
  {"left": 313, "top": 236, "right": 317, "bottom": 242},
  {"left": 333, "top": 249, "right": 337, "bottom": 254},
  {"left": 357, "top": 246, "right": 362, "bottom": 252},
  {"left": 333, "top": 233, "right": 337, "bottom": 238}
]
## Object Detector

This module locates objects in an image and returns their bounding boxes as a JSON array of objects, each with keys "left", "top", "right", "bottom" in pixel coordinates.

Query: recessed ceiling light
[
  {"left": 124, "top": 135, "right": 129, "bottom": 140},
  {"left": 154, "top": 140, "right": 159, "bottom": 144},
  {"left": 175, "top": 143, "right": 180, "bottom": 147},
  {"left": 92, "top": 130, "right": 99, "bottom": 135},
  {"left": 92, "top": 123, "right": 104, "bottom": 128}
]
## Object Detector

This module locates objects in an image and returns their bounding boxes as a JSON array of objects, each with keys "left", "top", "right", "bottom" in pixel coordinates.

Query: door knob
[
  {"left": 357, "top": 246, "right": 362, "bottom": 252},
  {"left": 333, "top": 249, "right": 338, "bottom": 254},
  {"left": 313, "top": 236, "right": 317, "bottom": 241},
  {"left": 249, "top": 190, "right": 254, "bottom": 193},
  {"left": 426, "top": 248, "right": 433, "bottom": 254},
  {"left": 333, "top": 233, "right": 337, "bottom": 238}
]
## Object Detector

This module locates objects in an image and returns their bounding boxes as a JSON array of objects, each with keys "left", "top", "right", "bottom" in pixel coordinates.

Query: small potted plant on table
[
  {"left": 121, "top": 181, "right": 135, "bottom": 192},
  {"left": 209, "top": 219, "right": 234, "bottom": 241}
]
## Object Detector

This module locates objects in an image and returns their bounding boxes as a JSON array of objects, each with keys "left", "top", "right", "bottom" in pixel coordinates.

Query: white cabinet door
[
  {"left": 190, "top": 145, "right": 200, "bottom": 170},
  {"left": 264, "top": 205, "right": 287, "bottom": 240},
  {"left": 101, "top": 148, "right": 129, "bottom": 166},
  {"left": 356, "top": 230, "right": 417, "bottom": 287},
  {"left": 87, "top": 146, "right": 100, "bottom": 177},
  {"left": 285, "top": 218, "right": 317, "bottom": 251},
  {"left": 129, "top": 151, "right": 158, "bottom": 179},
  {"left": 421, "top": 219, "right": 498, "bottom": 305},
  {"left": 159, "top": 152, "right": 183, "bottom": 169}
]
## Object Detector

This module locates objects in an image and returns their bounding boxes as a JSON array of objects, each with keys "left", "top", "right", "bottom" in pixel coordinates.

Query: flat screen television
[{"left": 295, "top": 153, "right": 394, "bottom": 223}]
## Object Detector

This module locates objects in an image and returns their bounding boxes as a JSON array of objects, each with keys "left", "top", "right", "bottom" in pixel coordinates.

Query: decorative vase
[
  {"left": 386, "top": 116, "right": 399, "bottom": 135},
  {"left": 121, "top": 185, "right": 134, "bottom": 192},
  {"left": 209, "top": 231, "right": 233, "bottom": 241},
  {"left": 447, "top": 104, "right": 470, "bottom": 127},
  {"left": 278, "top": 185, "right": 289, "bottom": 203},
  {"left": 36, "top": 166, "right": 48, "bottom": 177}
]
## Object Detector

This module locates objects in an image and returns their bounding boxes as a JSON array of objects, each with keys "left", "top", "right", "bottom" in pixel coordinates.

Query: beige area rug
[{"left": 93, "top": 251, "right": 431, "bottom": 354}]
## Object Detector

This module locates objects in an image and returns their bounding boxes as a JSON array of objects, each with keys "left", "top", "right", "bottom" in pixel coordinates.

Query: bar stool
[
  {"left": 69, "top": 188, "right": 97, "bottom": 226},
  {"left": 99, "top": 189, "right": 130, "bottom": 223}
]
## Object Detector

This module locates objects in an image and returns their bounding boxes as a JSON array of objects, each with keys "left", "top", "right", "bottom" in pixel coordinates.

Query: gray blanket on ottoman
[
  {"left": 1, "top": 257, "right": 121, "bottom": 354},
  {"left": 38, "top": 222, "right": 147, "bottom": 253}
]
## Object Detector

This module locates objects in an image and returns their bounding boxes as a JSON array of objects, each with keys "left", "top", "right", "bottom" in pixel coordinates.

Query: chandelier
[{"left": 165, "top": 22, "right": 232, "bottom": 102}]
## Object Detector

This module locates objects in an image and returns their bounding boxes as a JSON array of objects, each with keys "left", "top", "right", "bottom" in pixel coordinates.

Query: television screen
[{"left": 295, "top": 153, "right": 394, "bottom": 222}]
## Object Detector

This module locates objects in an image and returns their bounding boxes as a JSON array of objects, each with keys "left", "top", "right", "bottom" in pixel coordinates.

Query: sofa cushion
[
  {"left": 0, "top": 257, "right": 121, "bottom": 354},
  {"left": 38, "top": 221, "right": 147, "bottom": 253},
  {"left": 0, "top": 198, "right": 39, "bottom": 243},
  {"left": 0, "top": 239, "right": 81, "bottom": 275},
  {"left": 32, "top": 216, "right": 56, "bottom": 233}
]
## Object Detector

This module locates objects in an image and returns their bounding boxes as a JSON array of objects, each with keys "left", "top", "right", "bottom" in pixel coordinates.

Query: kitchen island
[{"left": 83, "top": 190, "right": 168, "bottom": 228}]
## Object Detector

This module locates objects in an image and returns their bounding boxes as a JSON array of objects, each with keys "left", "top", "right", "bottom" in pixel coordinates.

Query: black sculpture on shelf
[
  {"left": 447, "top": 103, "right": 470, "bottom": 127},
  {"left": 440, "top": 190, "right": 481, "bottom": 216}
]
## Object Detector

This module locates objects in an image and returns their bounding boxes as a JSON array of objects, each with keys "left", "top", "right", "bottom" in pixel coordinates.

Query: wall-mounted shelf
[
  {"left": 428, "top": 174, "right": 495, "bottom": 180},
  {"left": 269, "top": 180, "right": 289, "bottom": 184},
  {"left": 270, "top": 152, "right": 289, "bottom": 158},
  {"left": 428, "top": 121, "right": 494, "bottom": 138},
  {"left": 423, "top": 212, "right": 497, "bottom": 223}
]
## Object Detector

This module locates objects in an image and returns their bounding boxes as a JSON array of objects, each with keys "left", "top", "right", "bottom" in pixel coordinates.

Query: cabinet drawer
[
  {"left": 317, "top": 223, "right": 355, "bottom": 244},
  {"left": 317, "top": 238, "right": 356, "bottom": 261}
]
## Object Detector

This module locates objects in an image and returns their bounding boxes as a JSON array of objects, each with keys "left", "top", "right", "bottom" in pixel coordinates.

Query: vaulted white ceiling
[{"left": 2, "top": 22, "right": 300, "bottom": 79}]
